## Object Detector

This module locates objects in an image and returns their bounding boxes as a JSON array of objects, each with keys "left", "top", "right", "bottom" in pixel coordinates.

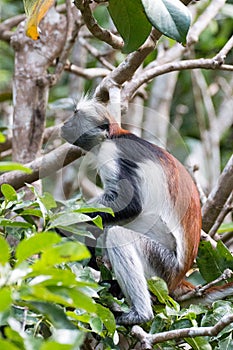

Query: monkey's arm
[{"left": 88, "top": 157, "right": 142, "bottom": 225}]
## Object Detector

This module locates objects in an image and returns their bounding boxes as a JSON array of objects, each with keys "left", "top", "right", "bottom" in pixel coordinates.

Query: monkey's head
[{"left": 61, "top": 98, "right": 115, "bottom": 151}]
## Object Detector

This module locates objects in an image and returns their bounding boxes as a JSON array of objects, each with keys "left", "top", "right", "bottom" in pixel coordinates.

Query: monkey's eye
[{"left": 98, "top": 124, "right": 109, "bottom": 131}]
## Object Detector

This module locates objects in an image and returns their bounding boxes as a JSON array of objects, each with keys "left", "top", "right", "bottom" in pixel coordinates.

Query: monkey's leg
[{"left": 105, "top": 226, "right": 154, "bottom": 325}]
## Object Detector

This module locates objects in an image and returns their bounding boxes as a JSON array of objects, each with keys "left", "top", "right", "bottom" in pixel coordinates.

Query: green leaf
[
  {"left": 96, "top": 304, "right": 116, "bottom": 336},
  {"left": 23, "top": 285, "right": 96, "bottom": 313},
  {"left": 16, "top": 232, "right": 61, "bottom": 265},
  {"left": 0, "top": 236, "right": 10, "bottom": 265},
  {"left": 148, "top": 277, "right": 178, "bottom": 309},
  {"left": 53, "top": 226, "right": 95, "bottom": 239},
  {"left": 197, "top": 241, "right": 233, "bottom": 283},
  {"left": 142, "top": 0, "right": 191, "bottom": 44},
  {"left": 40, "top": 342, "right": 73, "bottom": 350},
  {"left": 0, "top": 288, "right": 12, "bottom": 311},
  {"left": 0, "top": 218, "right": 33, "bottom": 229},
  {"left": 0, "top": 162, "right": 32, "bottom": 173},
  {"left": 0, "top": 132, "right": 6, "bottom": 143},
  {"left": 74, "top": 205, "right": 114, "bottom": 216},
  {"left": 0, "top": 339, "right": 19, "bottom": 350},
  {"left": 108, "top": 0, "right": 152, "bottom": 53},
  {"left": 217, "top": 222, "right": 233, "bottom": 233},
  {"left": 19, "top": 208, "right": 43, "bottom": 218},
  {"left": 48, "top": 212, "right": 92, "bottom": 228},
  {"left": 216, "top": 334, "right": 233, "bottom": 350},
  {"left": 1, "top": 184, "right": 17, "bottom": 201},
  {"left": 26, "top": 185, "right": 56, "bottom": 221},
  {"left": 39, "top": 192, "right": 57, "bottom": 211},
  {"left": 90, "top": 317, "right": 103, "bottom": 334},
  {"left": 49, "top": 330, "right": 85, "bottom": 348},
  {"left": 33, "top": 241, "right": 90, "bottom": 268},
  {"left": 185, "top": 336, "right": 212, "bottom": 350},
  {"left": 28, "top": 301, "right": 77, "bottom": 329}
]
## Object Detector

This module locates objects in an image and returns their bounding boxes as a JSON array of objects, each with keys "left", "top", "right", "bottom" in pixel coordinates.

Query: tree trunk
[{"left": 11, "top": 7, "right": 67, "bottom": 163}]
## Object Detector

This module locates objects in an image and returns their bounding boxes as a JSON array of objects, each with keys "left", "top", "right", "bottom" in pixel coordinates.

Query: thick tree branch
[
  {"left": 0, "top": 143, "right": 82, "bottom": 192},
  {"left": 95, "top": 28, "right": 160, "bottom": 102},
  {"left": 202, "top": 155, "right": 233, "bottom": 233},
  {"left": 123, "top": 58, "right": 233, "bottom": 101},
  {"left": 132, "top": 314, "right": 233, "bottom": 349},
  {"left": 0, "top": 125, "right": 61, "bottom": 154}
]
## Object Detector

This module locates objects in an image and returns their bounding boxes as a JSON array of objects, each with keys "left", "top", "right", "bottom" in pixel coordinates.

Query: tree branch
[
  {"left": 202, "top": 155, "right": 233, "bottom": 233},
  {"left": 187, "top": 0, "right": 227, "bottom": 46},
  {"left": 208, "top": 192, "right": 233, "bottom": 238},
  {"left": 123, "top": 58, "right": 233, "bottom": 101},
  {"left": 95, "top": 28, "right": 160, "bottom": 102},
  {"left": 79, "top": 36, "right": 115, "bottom": 70},
  {"left": 0, "top": 143, "right": 82, "bottom": 192},
  {"left": 64, "top": 61, "right": 110, "bottom": 79},
  {"left": 74, "top": 0, "right": 123, "bottom": 50},
  {"left": 132, "top": 314, "right": 233, "bottom": 349}
]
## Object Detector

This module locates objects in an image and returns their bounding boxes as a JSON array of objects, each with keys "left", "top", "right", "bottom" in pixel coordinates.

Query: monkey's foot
[{"left": 116, "top": 309, "right": 153, "bottom": 325}]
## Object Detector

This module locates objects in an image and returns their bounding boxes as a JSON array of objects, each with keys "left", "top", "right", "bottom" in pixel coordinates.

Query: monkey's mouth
[{"left": 60, "top": 125, "right": 78, "bottom": 145}]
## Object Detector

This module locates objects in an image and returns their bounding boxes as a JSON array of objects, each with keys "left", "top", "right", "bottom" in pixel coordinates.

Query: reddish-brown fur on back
[{"left": 158, "top": 150, "right": 201, "bottom": 291}]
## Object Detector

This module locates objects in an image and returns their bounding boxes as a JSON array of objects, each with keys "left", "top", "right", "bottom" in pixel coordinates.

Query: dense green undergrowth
[{"left": 0, "top": 184, "right": 233, "bottom": 349}]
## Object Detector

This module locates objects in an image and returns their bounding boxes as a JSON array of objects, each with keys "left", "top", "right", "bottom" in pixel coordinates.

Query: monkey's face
[{"left": 61, "top": 109, "right": 110, "bottom": 151}]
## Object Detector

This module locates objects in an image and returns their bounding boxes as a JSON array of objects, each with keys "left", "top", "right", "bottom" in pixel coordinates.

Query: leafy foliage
[
  {"left": 0, "top": 184, "right": 116, "bottom": 349},
  {"left": 108, "top": 0, "right": 191, "bottom": 53},
  {"left": 0, "top": 184, "right": 233, "bottom": 348},
  {"left": 108, "top": 0, "right": 151, "bottom": 53}
]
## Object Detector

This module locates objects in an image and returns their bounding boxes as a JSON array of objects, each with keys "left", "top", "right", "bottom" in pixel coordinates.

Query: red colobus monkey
[{"left": 61, "top": 97, "right": 202, "bottom": 325}]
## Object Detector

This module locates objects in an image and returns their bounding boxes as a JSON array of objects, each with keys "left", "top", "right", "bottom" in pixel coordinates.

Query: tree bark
[{"left": 11, "top": 7, "right": 67, "bottom": 163}]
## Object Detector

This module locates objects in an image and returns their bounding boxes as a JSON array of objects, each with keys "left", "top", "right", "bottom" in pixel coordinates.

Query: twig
[
  {"left": 208, "top": 192, "right": 233, "bottom": 237},
  {"left": 214, "top": 35, "right": 233, "bottom": 63},
  {"left": 49, "top": 0, "right": 82, "bottom": 86},
  {"left": 177, "top": 268, "right": 233, "bottom": 302},
  {"left": 200, "top": 230, "right": 218, "bottom": 248},
  {"left": 79, "top": 36, "right": 115, "bottom": 70},
  {"left": 187, "top": 0, "right": 227, "bottom": 45},
  {"left": 0, "top": 143, "right": 82, "bottom": 192},
  {"left": 132, "top": 314, "right": 233, "bottom": 349},
  {"left": 74, "top": 0, "right": 123, "bottom": 50},
  {"left": 0, "top": 14, "right": 25, "bottom": 42},
  {"left": 64, "top": 61, "right": 110, "bottom": 78},
  {"left": 202, "top": 155, "right": 233, "bottom": 233}
]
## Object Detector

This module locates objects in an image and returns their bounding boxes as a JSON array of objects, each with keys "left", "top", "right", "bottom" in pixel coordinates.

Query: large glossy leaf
[
  {"left": 108, "top": 0, "right": 151, "bottom": 53},
  {"left": 142, "top": 0, "right": 191, "bottom": 44},
  {"left": 197, "top": 241, "right": 233, "bottom": 283}
]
